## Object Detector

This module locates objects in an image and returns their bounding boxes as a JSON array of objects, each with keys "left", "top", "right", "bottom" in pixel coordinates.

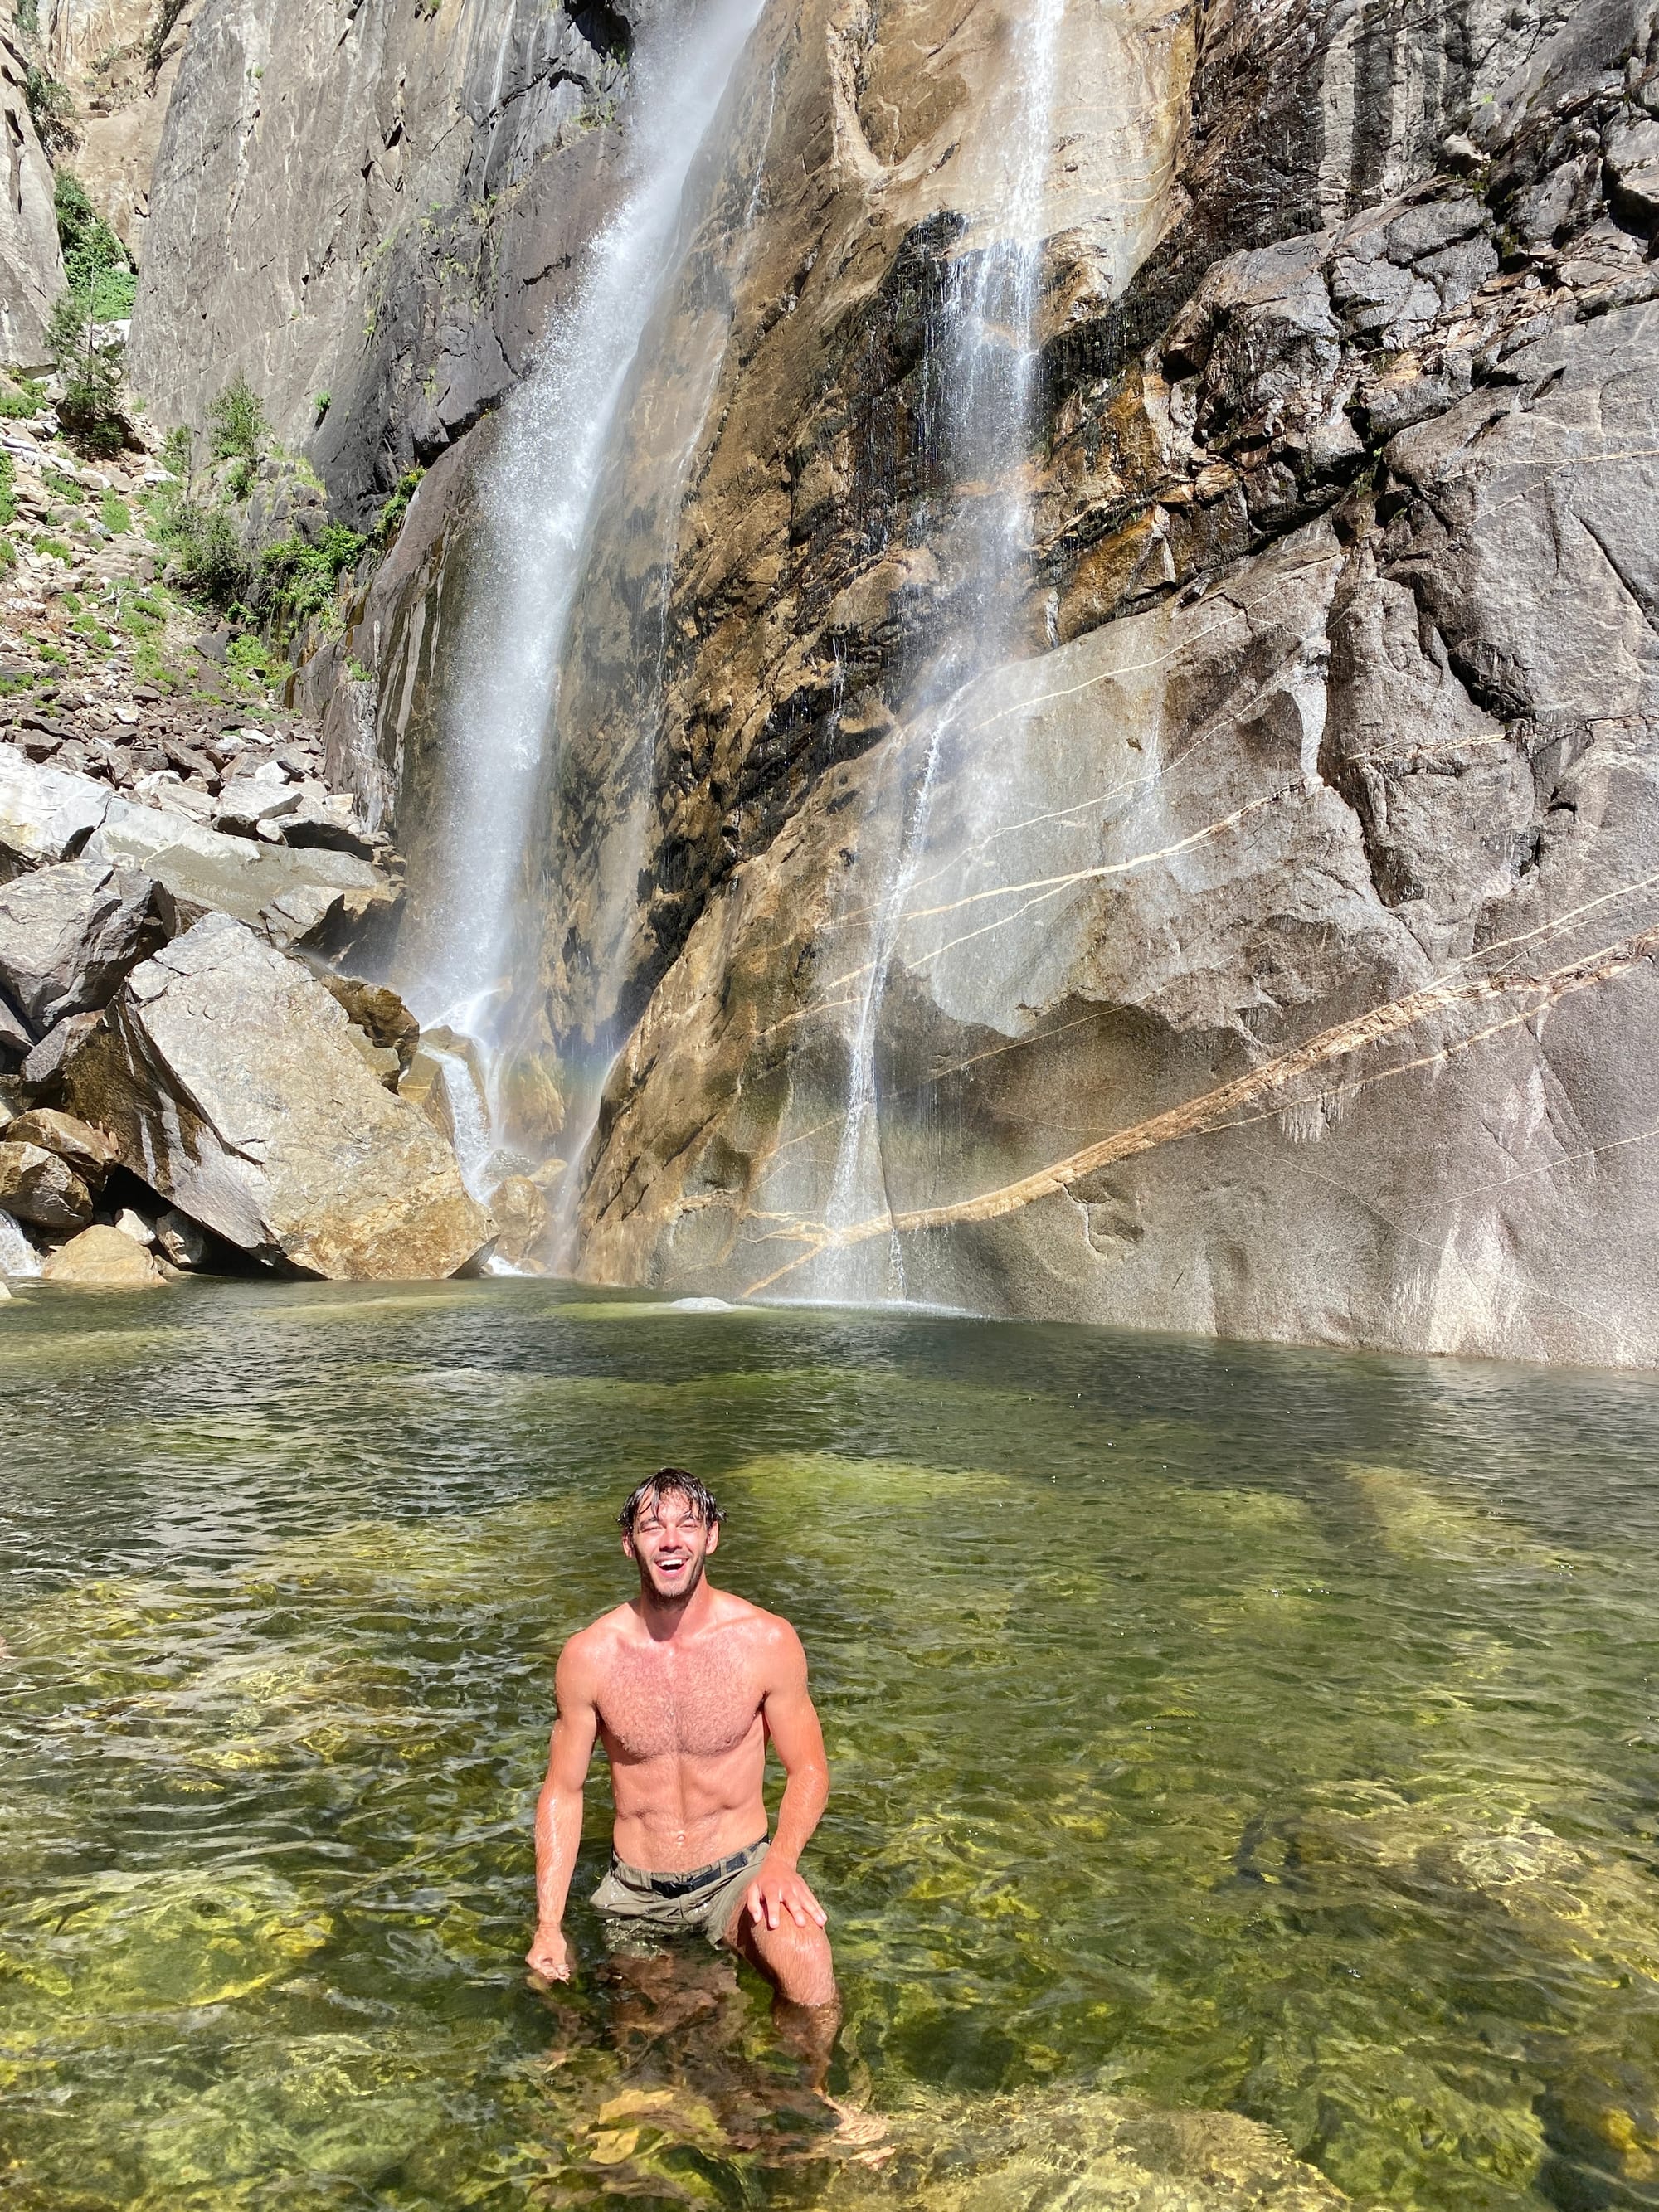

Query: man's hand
[
  {"left": 526, "top": 1923, "right": 573, "bottom": 1981},
  {"left": 743, "top": 1850, "right": 828, "bottom": 1933}
]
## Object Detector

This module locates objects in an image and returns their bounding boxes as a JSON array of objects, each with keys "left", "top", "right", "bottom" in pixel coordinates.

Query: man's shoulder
[
  {"left": 710, "top": 1589, "right": 805, "bottom": 1659},
  {"left": 558, "top": 1603, "right": 635, "bottom": 1670}
]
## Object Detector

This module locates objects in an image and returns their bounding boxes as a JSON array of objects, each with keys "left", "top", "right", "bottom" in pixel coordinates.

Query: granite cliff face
[
  {"left": 136, "top": 0, "right": 1659, "bottom": 1360},
  {"left": 128, "top": 0, "right": 649, "bottom": 518},
  {"left": 1, "top": 30, "right": 67, "bottom": 367}
]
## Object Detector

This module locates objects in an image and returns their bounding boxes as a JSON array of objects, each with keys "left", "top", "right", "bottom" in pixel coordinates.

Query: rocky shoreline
[
  {"left": 0, "top": 395, "right": 506, "bottom": 1293},
  {"left": 0, "top": 725, "right": 498, "bottom": 1290}
]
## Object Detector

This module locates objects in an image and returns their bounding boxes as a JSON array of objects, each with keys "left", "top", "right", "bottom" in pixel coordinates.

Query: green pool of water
[{"left": 4, "top": 1281, "right": 1659, "bottom": 2210}]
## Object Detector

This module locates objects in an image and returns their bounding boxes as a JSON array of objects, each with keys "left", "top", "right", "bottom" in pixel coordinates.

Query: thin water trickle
[{"left": 820, "top": 0, "right": 1068, "bottom": 1300}]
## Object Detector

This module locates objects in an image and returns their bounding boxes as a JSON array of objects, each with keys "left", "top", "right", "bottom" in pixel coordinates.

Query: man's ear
[
  {"left": 705, "top": 1521, "right": 721, "bottom": 1553},
  {"left": 621, "top": 1530, "right": 636, "bottom": 1560}
]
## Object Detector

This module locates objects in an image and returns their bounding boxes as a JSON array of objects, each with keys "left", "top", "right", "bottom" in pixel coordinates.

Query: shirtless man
[{"left": 525, "top": 1469, "right": 837, "bottom": 2018}]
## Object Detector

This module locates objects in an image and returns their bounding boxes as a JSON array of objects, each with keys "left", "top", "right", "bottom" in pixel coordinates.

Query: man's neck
[{"left": 634, "top": 1573, "right": 718, "bottom": 1643}]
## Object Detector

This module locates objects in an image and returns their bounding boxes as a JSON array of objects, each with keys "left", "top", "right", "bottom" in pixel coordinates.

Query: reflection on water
[{"left": 4, "top": 1281, "right": 1659, "bottom": 2209}]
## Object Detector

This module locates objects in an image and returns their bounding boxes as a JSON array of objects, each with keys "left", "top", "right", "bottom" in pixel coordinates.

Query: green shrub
[
  {"left": 24, "top": 65, "right": 75, "bottom": 157},
  {"left": 375, "top": 467, "right": 425, "bottom": 543},
  {"left": 0, "top": 453, "right": 14, "bottom": 530},
  {"left": 0, "top": 378, "right": 46, "bottom": 421},
  {"left": 54, "top": 172, "right": 135, "bottom": 322},
  {"left": 46, "top": 293, "right": 128, "bottom": 455},
  {"left": 223, "top": 634, "right": 293, "bottom": 698},
  {"left": 209, "top": 373, "right": 268, "bottom": 465},
  {"left": 36, "top": 537, "right": 73, "bottom": 565},
  {"left": 0, "top": 537, "right": 16, "bottom": 570},
  {"left": 100, "top": 488, "right": 131, "bottom": 534},
  {"left": 160, "top": 424, "right": 193, "bottom": 483},
  {"left": 158, "top": 497, "right": 255, "bottom": 605},
  {"left": 43, "top": 466, "right": 84, "bottom": 505},
  {"left": 258, "top": 521, "right": 366, "bottom": 630}
]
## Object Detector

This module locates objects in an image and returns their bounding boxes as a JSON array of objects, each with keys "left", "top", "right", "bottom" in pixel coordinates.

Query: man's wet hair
[{"left": 618, "top": 1468, "right": 726, "bottom": 1538}]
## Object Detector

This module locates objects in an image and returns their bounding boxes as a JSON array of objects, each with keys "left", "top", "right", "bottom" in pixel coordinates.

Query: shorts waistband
[{"left": 608, "top": 1837, "right": 767, "bottom": 1898}]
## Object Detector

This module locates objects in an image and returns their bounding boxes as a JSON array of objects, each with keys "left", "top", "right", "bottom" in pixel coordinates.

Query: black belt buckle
[{"left": 647, "top": 1865, "right": 703, "bottom": 1898}]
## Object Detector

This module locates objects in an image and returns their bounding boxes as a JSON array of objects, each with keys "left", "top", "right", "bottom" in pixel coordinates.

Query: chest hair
[{"left": 601, "top": 1638, "right": 761, "bottom": 1763}]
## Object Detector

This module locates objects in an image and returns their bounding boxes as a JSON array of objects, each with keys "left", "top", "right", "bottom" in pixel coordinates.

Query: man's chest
[{"left": 598, "top": 1644, "right": 761, "bottom": 1762}]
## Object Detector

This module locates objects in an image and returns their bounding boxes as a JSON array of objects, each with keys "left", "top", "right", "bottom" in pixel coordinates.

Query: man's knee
[{"left": 737, "top": 1909, "right": 836, "bottom": 2006}]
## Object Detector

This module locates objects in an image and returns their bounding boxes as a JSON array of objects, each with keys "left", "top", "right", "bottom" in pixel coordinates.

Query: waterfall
[
  {"left": 819, "top": 0, "right": 1068, "bottom": 1302},
  {"left": 538, "top": 41, "right": 785, "bottom": 1271},
  {"left": 395, "top": 0, "right": 768, "bottom": 1189},
  {"left": 0, "top": 1213, "right": 41, "bottom": 1279}
]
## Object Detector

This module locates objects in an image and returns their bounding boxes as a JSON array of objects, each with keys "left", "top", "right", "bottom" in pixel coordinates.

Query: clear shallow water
[{"left": 4, "top": 1283, "right": 1659, "bottom": 2210}]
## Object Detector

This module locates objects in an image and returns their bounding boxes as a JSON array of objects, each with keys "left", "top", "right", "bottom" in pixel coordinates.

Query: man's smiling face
[{"left": 624, "top": 1486, "right": 718, "bottom": 1602}]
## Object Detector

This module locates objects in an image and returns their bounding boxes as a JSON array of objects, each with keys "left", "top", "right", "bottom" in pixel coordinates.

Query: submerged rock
[
  {"left": 835, "top": 2089, "right": 1354, "bottom": 2210},
  {"left": 1247, "top": 1782, "right": 1659, "bottom": 1986},
  {"left": 562, "top": 2075, "right": 1353, "bottom": 2210},
  {"left": 61, "top": 912, "right": 494, "bottom": 1281},
  {"left": 41, "top": 1224, "right": 166, "bottom": 1288},
  {"left": 0, "top": 857, "right": 158, "bottom": 1034}
]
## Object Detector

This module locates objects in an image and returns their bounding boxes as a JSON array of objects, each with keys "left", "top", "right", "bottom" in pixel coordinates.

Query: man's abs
[{"left": 601, "top": 1725, "right": 768, "bottom": 1873}]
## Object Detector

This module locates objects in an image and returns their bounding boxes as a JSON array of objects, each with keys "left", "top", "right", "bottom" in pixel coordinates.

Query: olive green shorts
[{"left": 590, "top": 1836, "right": 768, "bottom": 1949}]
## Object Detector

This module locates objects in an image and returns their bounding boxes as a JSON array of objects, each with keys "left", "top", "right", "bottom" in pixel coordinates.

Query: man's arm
[
  {"left": 745, "top": 1621, "right": 832, "bottom": 1935},
  {"left": 526, "top": 1638, "right": 600, "bottom": 1981}
]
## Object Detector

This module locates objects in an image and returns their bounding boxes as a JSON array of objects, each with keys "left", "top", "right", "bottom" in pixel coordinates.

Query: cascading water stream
[
  {"left": 395, "top": 0, "right": 768, "bottom": 1143},
  {"left": 820, "top": 0, "right": 1068, "bottom": 1301},
  {"left": 536, "top": 52, "right": 785, "bottom": 1272}
]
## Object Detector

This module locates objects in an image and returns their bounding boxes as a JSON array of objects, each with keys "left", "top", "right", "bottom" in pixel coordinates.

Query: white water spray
[{"left": 399, "top": 0, "right": 768, "bottom": 1080}]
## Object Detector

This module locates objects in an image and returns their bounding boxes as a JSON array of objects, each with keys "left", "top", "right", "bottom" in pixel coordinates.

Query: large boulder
[
  {"left": 62, "top": 912, "right": 494, "bottom": 1280},
  {"left": 0, "top": 751, "right": 108, "bottom": 884},
  {"left": 4, "top": 1110, "right": 119, "bottom": 1185},
  {"left": 20, "top": 1011, "right": 106, "bottom": 1098},
  {"left": 0, "top": 750, "right": 398, "bottom": 950},
  {"left": 41, "top": 1225, "right": 166, "bottom": 1289},
  {"left": 0, "top": 994, "right": 29, "bottom": 1065},
  {"left": 0, "top": 1141, "right": 94, "bottom": 1230},
  {"left": 0, "top": 858, "right": 157, "bottom": 1034},
  {"left": 85, "top": 792, "right": 399, "bottom": 950}
]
